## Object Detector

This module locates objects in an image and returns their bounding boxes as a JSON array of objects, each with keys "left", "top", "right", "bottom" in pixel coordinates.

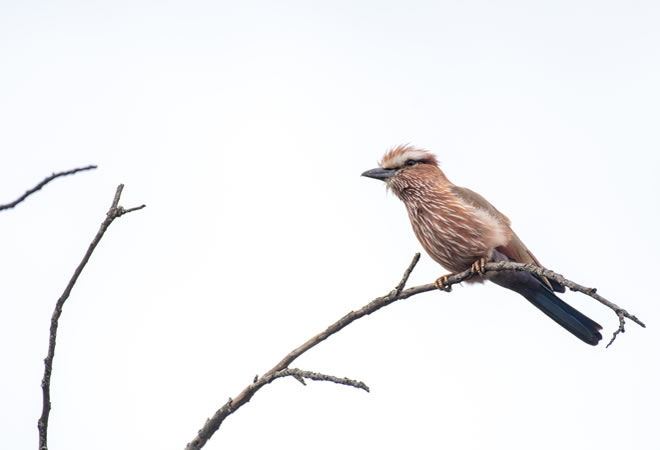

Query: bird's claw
[
  {"left": 434, "top": 275, "right": 453, "bottom": 292},
  {"left": 471, "top": 257, "right": 488, "bottom": 276}
]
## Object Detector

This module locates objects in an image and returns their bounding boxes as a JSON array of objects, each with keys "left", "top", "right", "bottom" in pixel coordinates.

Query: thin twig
[
  {"left": 37, "top": 184, "right": 145, "bottom": 450},
  {"left": 0, "top": 165, "right": 97, "bottom": 211},
  {"left": 261, "top": 368, "right": 369, "bottom": 392},
  {"left": 185, "top": 255, "right": 644, "bottom": 449},
  {"left": 394, "top": 252, "right": 420, "bottom": 295}
]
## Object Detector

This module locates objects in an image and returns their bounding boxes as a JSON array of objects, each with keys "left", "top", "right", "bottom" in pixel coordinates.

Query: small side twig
[
  {"left": 0, "top": 165, "right": 97, "bottom": 211},
  {"left": 37, "top": 184, "right": 145, "bottom": 450},
  {"left": 261, "top": 368, "right": 369, "bottom": 392},
  {"left": 394, "top": 252, "right": 420, "bottom": 296}
]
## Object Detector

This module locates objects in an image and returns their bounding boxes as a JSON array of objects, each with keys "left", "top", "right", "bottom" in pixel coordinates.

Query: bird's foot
[
  {"left": 470, "top": 257, "right": 489, "bottom": 276},
  {"left": 434, "top": 274, "right": 454, "bottom": 292}
]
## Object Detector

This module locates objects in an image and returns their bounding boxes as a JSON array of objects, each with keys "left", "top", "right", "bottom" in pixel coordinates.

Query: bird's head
[{"left": 362, "top": 145, "right": 443, "bottom": 197}]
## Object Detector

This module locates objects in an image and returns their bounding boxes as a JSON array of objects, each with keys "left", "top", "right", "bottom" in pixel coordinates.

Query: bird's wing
[
  {"left": 451, "top": 185, "right": 564, "bottom": 292},
  {"left": 450, "top": 185, "right": 511, "bottom": 225}
]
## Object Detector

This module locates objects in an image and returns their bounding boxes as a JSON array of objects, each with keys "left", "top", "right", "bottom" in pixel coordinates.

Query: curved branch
[
  {"left": 185, "top": 254, "right": 645, "bottom": 449},
  {"left": 1, "top": 165, "right": 97, "bottom": 211},
  {"left": 38, "top": 184, "right": 145, "bottom": 450}
]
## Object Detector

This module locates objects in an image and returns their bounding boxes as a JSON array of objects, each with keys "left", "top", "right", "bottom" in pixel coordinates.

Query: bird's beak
[{"left": 361, "top": 167, "right": 395, "bottom": 181}]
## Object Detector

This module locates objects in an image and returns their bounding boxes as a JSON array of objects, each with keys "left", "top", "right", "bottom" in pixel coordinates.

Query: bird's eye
[{"left": 406, "top": 160, "right": 419, "bottom": 166}]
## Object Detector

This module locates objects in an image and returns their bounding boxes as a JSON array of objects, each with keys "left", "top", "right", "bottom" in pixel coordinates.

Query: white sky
[{"left": 1, "top": 1, "right": 659, "bottom": 449}]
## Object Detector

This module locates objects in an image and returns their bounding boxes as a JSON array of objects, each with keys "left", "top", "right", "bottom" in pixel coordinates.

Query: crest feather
[{"left": 379, "top": 144, "right": 439, "bottom": 169}]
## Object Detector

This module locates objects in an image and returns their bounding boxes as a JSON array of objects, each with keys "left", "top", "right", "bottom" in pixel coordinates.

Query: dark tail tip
[{"left": 526, "top": 286, "right": 603, "bottom": 345}]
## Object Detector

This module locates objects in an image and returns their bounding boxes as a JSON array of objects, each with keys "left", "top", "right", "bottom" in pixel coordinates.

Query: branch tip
[{"left": 1, "top": 165, "right": 97, "bottom": 211}]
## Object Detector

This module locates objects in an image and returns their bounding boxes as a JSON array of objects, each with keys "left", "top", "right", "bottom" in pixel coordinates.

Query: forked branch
[
  {"left": 185, "top": 253, "right": 644, "bottom": 450},
  {"left": 38, "top": 184, "right": 145, "bottom": 450}
]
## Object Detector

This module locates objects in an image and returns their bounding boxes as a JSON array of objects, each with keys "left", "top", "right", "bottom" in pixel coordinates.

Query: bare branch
[
  {"left": 185, "top": 255, "right": 644, "bottom": 449},
  {"left": 38, "top": 184, "right": 145, "bottom": 450},
  {"left": 184, "top": 254, "right": 419, "bottom": 450},
  {"left": 0, "top": 165, "right": 97, "bottom": 211}
]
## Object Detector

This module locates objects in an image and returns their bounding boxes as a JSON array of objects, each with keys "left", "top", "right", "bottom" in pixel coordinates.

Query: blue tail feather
[
  {"left": 516, "top": 279, "right": 603, "bottom": 345},
  {"left": 489, "top": 266, "right": 603, "bottom": 345}
]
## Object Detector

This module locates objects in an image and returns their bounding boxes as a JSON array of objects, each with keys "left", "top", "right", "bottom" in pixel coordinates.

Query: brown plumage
[{"left": 362, "top": 145, "right": 602, "bottom": 345}]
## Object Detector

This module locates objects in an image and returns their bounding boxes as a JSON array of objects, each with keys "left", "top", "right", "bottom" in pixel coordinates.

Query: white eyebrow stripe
[{"left": 381, "top": 150, "right": 433, "bottom": 169}]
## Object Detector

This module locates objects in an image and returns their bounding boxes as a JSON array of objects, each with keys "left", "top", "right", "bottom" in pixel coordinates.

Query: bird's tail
[{"left": 491, "top": 271, "right": 603, "bottom": 345}]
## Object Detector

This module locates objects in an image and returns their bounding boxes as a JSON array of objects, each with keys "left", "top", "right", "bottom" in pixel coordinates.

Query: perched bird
[{"left": 362, "top": 145, "right": 602, "bottom": 345}]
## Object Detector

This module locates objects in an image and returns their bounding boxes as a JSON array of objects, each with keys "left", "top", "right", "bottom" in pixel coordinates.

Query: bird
[{"left": 362, "top": 144, "right": 602, "bottom": 345}]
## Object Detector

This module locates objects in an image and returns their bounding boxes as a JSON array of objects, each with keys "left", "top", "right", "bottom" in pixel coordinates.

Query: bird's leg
[
  {"left": 436, "top": 257, "right": 488, "bottom": 292},
  {"left": 434, "top": 274, "right": 454, "bottom": 292},
  {"left": 470, "top": 257, "right": 489, "bottom": 276}
]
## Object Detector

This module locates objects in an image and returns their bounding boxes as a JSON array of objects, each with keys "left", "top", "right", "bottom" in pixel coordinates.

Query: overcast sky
[{"left": 1, "top": 1, "right": 659, "bottom": 449}]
